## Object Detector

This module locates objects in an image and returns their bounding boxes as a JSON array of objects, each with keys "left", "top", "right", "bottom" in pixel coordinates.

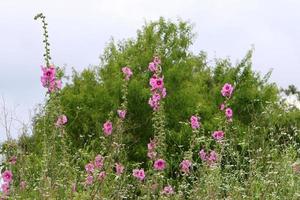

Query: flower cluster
[
  {"left": 212, "top": 130, "right": 224, "bottom": 141},
  {"left": 147, "top": 138, "right": 157, "bottom": 160},
  {"left": 132, "top": 168, "right": 145, "bottom": 181},
  {"left": 221, "top": 83, "right": 234, "bottom": 98},
  {"left": 103, "top": 120, "right": 113, "bottom": 136},
  {"left": 55, "top": 114, "right": 68, "bottom": 127},
  {"left": 148, "top": 57, "right": 167, "bottom": 111},
  {"left": 1, "top": 170, "right": 13, "bottom": 196},
  {"left": 162, "top": 185, "right": 174, "bottom": 195},
  {"left": 122, "top": 66, "right": 133, "bottom": 81},
  {"left": 117, "top": 109, "right": 126, "bottom": 120},
  {"left": 190, "top": 115, "right": 200, "bottom": 129},
  {"left": 40, "top": 65, "right": 62, "bottom": 93},
  {"left": 180, "top": 159, "right": 192, "bottom": 174},
  {"left": 199, "top": 149, "right": 218, "bottom": 166},
  {"left": 84, "top": 155, "right": 105, "bottom": 186},
  {"left": 220, "top": 83, "right": 234, "bottom": 122}
]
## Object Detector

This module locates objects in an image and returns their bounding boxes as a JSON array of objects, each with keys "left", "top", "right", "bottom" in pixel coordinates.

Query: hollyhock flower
[
  {"left": 147, "top": 139, "right": 156, "bottom": 151},
  {"left": 98, "top": 171, "right": 106, "bottom": 181},
  {"left": 190, "top": 115, "right": 200, "bottom": 129},
  {"left": 20, "top": 181, "right": 26, "bottom": 190},
  {"left": 148, "top": 94, "right": 161, "bottom": 110},
  {"left": 153, "top": 56, "right": 161, "bottom": 65},
  {"left": 41, "top": 66, "right": 56, "bottom": 86},
  {"left": 9, "top": 156, "right": 17, "bottom": 165},
  {"left": 199, "top": 149, "right": 207, "bottom": 161},
  {"left": 132, "top": 169, "right": 145, "bottom": 181},
  {"left": 94, "top": 155, "right": 104, "bottom": 169},
  {"left": 2, "top": 170, "right": 13, "bottom": 183},
  {"left": 85, "top": 175, "right": 93, "bottom": 185},
  {"left": 225, "top": 108, "right": 233, "bottom": 118},
  {"left": 221, "top": 83, "right": 234, "bottom": 98},
  {"left": 122, "top": 66, "right": 133, "bottom": 80},
  {"left": 55, "top": 115, "right": 68, "bottom": 127},
  {"left": 103, "top": 120, "right": 113, "bottom": 136},
  {"left": 117, "top": 110, "right": 126, "bottom": 119},
  {"left": 212, "top": 130, "right": 224, "bottom": 141},
  {"left": 48, "top": 79, "right": 62, "bottom": 93},
  {"left": 219, "top": 103, "right": 225, "bottom": 111},
  {"left": 149, "top": 76, "right": 164, "bottom": 90},
  {"left": 85, "top": 163, "right": 94, "bottom": 173},
  {"left": 180, "top": 160, "right": 192, "bottom": 174},
  {"left": 153, "top": 159, "right": 166, "bottom": 171},
  {"left": 148, "top": 62, "right": 157, "bottom": 72},
  {"left": 162, "top": 185, "right": 174, "bottom": 195},
  {"left": 115, "top": 163, "right": 124, "bottom": 175},
  {"left": 147, "top": 151, "right": 157, "bottom": 159},
  {"left": 208, "top": 151, "right": 218, "bottom": 165},
  {"left": 1, "top": 182, "right": 10, "bottom": 195}
]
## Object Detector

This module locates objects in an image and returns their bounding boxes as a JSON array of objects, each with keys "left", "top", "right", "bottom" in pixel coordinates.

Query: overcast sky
[{"left": 0, "top": 0, "right": 299, "bottom": 142}]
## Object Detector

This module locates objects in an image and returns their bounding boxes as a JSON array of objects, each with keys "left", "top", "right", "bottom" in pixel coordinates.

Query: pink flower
[
  {"left": 225, "top": 108, "right": 233, "bottom": 119},
  {"left": 212, "top": 130, "right": 224, "bottom": 141},
  {"left": 2, "top": 170, "right": 13, "bottom": 183},
  {"left": 147, "top": 139, "right": 156, "bottom": 151},
  {"left": 8, "top": 156, "right": 17, "bottom": 165},
  {"left": 221, "top": 83, "right": 234, "bottom": 98},
  {"left": 122, "top": 66, "right": 133, "bottom": 80},
  {"left": 20, "top": 181, "right": 26, "bottom": 190},
  {"left": 153, "top": 159, "right": 166, "bottom": 171},
  {"left": 180, "top": 160, "right": 192, "bottom": 174},
  {"left": 162, "top": 185, "right": 174, "bottom": 195},
  {"left": 147, "top": 151, "right": 157, "bottom": 159},
  {"left": 153, "top": 56, "right": 161, "bottom": 65},
  {"left": 115, "top": 163, "right": 124, "bottom": 175},
  {"left": 148, "top": 93, "right": 161, "bottom": 111},
  {"left": 55, "top": 115, "right": 68, "bottom": 127},
  {"left": 190, "top": 115, "right": 200, "bottom": 129},
  {"left": 199, "top": 149, "right": 207, "bottom": 161},
  {"left": 41, "top": 66, "right": 56, "bottom": 86},
  {"left": 208, "top": 151, "right": 218, "bottom": 165},
  {"left": 98, "top": 171, "right": 106, "bottom": 181},
  {"left": 148, "top": 62, "right": 157, "bottom": 72},
  {"left": 149, "top": 76, "right": 164, "bottom": 91},
  {"left": 94, "top": 155, "right": 104, "bottom": 169},
  {"left": 219, "top": 103, "right": 225, "bottom": 111},
  {"left": 1, "top": 182, "right": 10, "bottom": 195},
  {"left": 85, "top": 175, "right": 93, "bottom": 185},
  {"left": 103, "top": 120, "right": 113, "bottom": 136},
  {"left": 117, "top": 110, "right": 126, "bottom": 119},
  {"left": 85, "top": 162, "right": 95, "bottom": 173},
  {"left": 132, "top": 169, "right": 145, "bottom": 181}
]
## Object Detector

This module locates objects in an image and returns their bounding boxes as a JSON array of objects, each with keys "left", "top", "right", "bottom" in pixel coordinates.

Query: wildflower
[
  {"left": 225, "top": 108, "right": 233, "bottom": 119},
  {"left": 208, "top": 151, "right": 218, "bottom": 165},
  {"left": 219, "top": 103, "right": 225, "bottom": 111},
  {"left": 162, "top": 87, "right": 167, "bottom": 98},
  {"left": 1, "top": 182, "right": 10, "bottom": 195},
  {"left": 147, "top": 139, "right": 156, "bottom": 151},
  {"left": 103, "top": 120, "right": 113, "bottom": 136},
  {"left": 212, "top": 130, "right": 224, "bottom": 141},
  {"left": 2, "top": 170, "right": 13, "bottom": 183},
  {"left": 20, "top": 181, "right": 26, "bottom": 190},
  {"left": 153, "top": 159, "right": 166, "bottom": 171},
  {"left": 122, "top": 66, "right": 133, "bottom": 80},
  {"left": 117, "top": 110, "right": 126, "bottom": 119},
  {"left": 85, "top": 163, "right": 95, "bottom": 173},
  {"left": 148, "top": 62, "right": 157, "bottom": 72},
  {"left": 153, "top": 56, "right": 161, "bottom": 65},
  {"left": 94, "top": 155, "right": 104, "bottom": 169},
  {"left": 199, "top": 149, "right": 207, "bottom": 161},
  {"left": 147, "top": 151, "right": 157, "bottom": 159},
  {"left": 132, "top": 169, "right": 145, "bottom": 181},
  {"left": 41, "top": 65, "right": 56, "bottom": 87},
  {"left": 148, "top": 93, "right": 161, "bottom": 111},
  {"left": 98, "top": 171, "right": 106, "bottom": 181},
  {"left": 55, "top": 115, "right": 68, "bottom": 127},
  {"left": 162, "top": 185, "right": 174, "bottom": 195},
  {"left": 149, "top": 76, "right": 164, "bottom": 91},
  {"left": 8, "top": 156, "right": 17, "bottom": 165},
  {"left": 85, "top": 175, "right": 93, "bottom": 185},
  {"left": 180, "top": 160, "right": 192, "bottom": 174},
  {"left": 221, "top": 83, "right": 234, "bottom": 98},
  {"left": 190, "top": 115, "right": 200, "bottom": 129},
  {"left": 115, "top": 163, "right": 124, "bottom": 175}
]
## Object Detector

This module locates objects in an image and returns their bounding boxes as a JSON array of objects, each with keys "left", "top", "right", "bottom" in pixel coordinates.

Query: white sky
[{"left": 0, "top": 0, "right": 300, "bottom": 142}]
